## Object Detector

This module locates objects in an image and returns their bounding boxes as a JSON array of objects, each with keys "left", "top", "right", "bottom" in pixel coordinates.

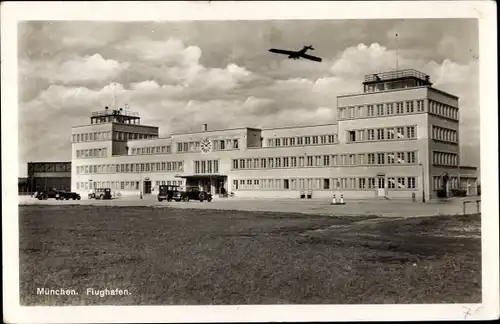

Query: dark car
[
  {"left": 157, "top": 184, "right": 180, "bottom": 202},
  {"left": 36, "top": 189, "right": 65, "bottom": 200},
  {"left": 88, "top": 188, "right": 112, "bottom": 200},
  {"left": 173, "top": 186, "right": 212, "bottom": 202},
  {"left": 61, "top": 192, "right": 81, "bottom": 200}
]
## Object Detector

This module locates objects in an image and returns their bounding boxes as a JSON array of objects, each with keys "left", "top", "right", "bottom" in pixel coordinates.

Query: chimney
[{"left": 202, "top": 124, "right": 208, "bottom": 132}]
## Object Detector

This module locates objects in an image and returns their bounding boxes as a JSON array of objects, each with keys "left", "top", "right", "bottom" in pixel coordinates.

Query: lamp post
[{"left": 419, "top": 163, "right": 426, "bottom": 203}]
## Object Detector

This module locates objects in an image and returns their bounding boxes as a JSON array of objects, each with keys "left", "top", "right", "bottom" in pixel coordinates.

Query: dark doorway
[{"left": 144, "top": 180, "right": 152, "bottom": 194}]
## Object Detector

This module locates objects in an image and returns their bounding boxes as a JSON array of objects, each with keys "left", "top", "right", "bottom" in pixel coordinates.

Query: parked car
[
  {"left": 35, "top": 189, "right": 65, "bottom": 200},
  {"left": 173, "top": 186, "right": 212, "bottom": 202},
  {"left": 157, "top": 184, "right": 181, "bottom": 202},
  {"left": 88, "top": 188, "right": 112, "bottom": 200},
  {"left": 61, "top": 191, "right": 81, "bottom": 200}
]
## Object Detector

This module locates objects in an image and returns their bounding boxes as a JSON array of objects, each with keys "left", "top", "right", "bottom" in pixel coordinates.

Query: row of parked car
[
  {"left": 34, "top": 189, "right": 81, "bottom": 200},
  {"left": 33, "top": 185, "right": 212, "bottom": 202},
  {"left": 157, "top": 185, "right": 212, "bottom": 202}
]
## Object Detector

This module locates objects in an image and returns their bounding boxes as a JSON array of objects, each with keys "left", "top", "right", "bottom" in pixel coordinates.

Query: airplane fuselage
[{"left": 288, "top": 46, "right": 310, "bottom": 59}]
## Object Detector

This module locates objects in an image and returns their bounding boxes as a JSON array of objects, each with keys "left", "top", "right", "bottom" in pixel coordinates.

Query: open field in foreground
[{"left": 19, "top": 205, "right": 481, "bottom": 305}]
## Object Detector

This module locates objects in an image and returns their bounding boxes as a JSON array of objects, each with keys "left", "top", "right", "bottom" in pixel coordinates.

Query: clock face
[{"left": 200, "top": 138, "right": 212, "bottom": 154}]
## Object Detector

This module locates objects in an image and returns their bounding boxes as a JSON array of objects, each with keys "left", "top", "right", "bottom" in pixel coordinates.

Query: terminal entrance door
[
  {"left": 144, "top": 180, "right": 152, "bottom": 194},
  {"left": 377, "top": 176, "right": 386, "bottom": 197}
]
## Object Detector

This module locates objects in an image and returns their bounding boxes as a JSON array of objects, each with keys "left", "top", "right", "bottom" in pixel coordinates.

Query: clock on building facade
[{"left": 200, "top": 138, "right": 212, "bottom": 154}]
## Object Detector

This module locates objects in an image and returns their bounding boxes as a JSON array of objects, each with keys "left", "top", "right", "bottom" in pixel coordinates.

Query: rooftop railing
[
  {"left": 92, "top": 109, "right": 140, "bottom": 118},
  {"left": 364, "top": 69, "right": 430, "bottom": 83}
]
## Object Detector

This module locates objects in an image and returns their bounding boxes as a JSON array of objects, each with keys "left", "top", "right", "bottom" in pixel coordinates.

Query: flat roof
[
  {"left": 337, "top": 85, "right": 459, "bottom": 100},
  {"left": 170, "top": 127, "right": 260, "bottom": 136},
  {"left": 262, "top": 123, "right": 337, "bottom": 131},
  {"left": 71, "top": 122, "right": 159, "bottom": 129}
]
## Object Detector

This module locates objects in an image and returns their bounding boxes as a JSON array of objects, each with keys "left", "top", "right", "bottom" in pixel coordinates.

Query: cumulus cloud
[{"left": 25, "top": 54, "right": 129, "bottom": 85}]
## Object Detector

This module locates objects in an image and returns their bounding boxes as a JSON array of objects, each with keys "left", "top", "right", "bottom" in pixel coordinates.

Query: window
[
  {"left": 407, "top": 126, "right": 416, "bottom": 139},
  {"left": 283, "top": 157, "right": 289, "bottom": 167},
  {"left": 357, "top": 154, "right": 365, "bottom": 165},
  {"left": 397, "top": 177, "right": 406, "bottom": 188},
  {"left": 387, "top": 153, "right": 395, "bottom": 164},
  {"left": 323, "top": 155, "right": 330, "bottom": 166},
  {"left": 328, "top": 135, "right": 335, "bottom": 143},
  {"left": 387, "top": 128, "right": 395, "bottom": 140},
  {"left": 359, "top": 178, "right": 366, "bottom": 189},
  {"left": 320, "top": 136, "right": 327, "bottom": 144},
  {"left": 312, "top": 136, "right": 318, "bottom": 144},
  {"left": 290, "top": 138, "right": 296, "bottom": 146},
  {"left": 357, "top": 106, "right": 364, "bottom": 117},
  {"left": 417, "top": 100, "right": 424, "bottom": 112},
  {"left": 377, "top": 128, "right": 384, "bottom": 140},
  {"left": 367, "top": 129, "right": 375, "bottom": 141},
  {"left": 377, "top": 104, "right": 384, "bottom": 115},
  {"left": 276, "top": 157, "right": 281, "bottom": 168},
  {"left": 388, "top": 177, "right": 396, "bottom": 189},
  {"left": 397, "top": 152, "right": 405, "bottom": 163},
  {"left": 291, "top": 157, "right": 297, "bottom": 167},
  {"left": 323, "top": 178, "right": 330, "bottom": 190},
  {"left": 396, "top": 102, "right": 404, "bottom": 114},
  {"left": 306, "top": 156, "right": 313, "bottom": 167},
  {"left": 368, "top": 153, "right": 375, "bottom": 164},
  {"left": 284, "top": 179, "right": 290, "bottom": 190},
  {"left": 377, "top": 153, "right": 385, "bottom": 164},
  {"left": 283, "top": 138, "right": 289, "bottom": 146},
  {"left": 348, "top": 131, "right": 356, "bottom": 142},
  {"left": 406, "top": 101, "right": 414, "bottom": 113},
  {"left": 396, "top": 127, "right": 405, "bottom": 139},
  {"left": 386, "top": 103, "right": 394, "bottom": 114},
  {"left": 408, "top": 177, "right": 416, "bottom": 189},
  {"left": 275, "top": 138, "right": 281, "bottom": 146},
  {"left": 297, "top": 137, "right": 303, "bottom": 145},
  {"left": 367, "top": 105, "right": 374, "bottom": 116},
  {"left": 177, "top": 143, "right": 183, "bottom": 152},
  {"left": 239, "top": 159, "right": 245, "bottom": 169},
  {"left": 407, "top": 151, "right": 416, "bottom": 163},
  {"left": 305, "top": 137, "right": 311, "bottom": 145},
  {"left": 261, "top": 158, "right": 267, "bottom": 168}
]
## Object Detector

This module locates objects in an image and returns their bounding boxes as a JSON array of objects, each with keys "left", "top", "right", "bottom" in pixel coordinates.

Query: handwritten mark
[{"left": 463, "top": 306, "right": 483, "bottom": 319}]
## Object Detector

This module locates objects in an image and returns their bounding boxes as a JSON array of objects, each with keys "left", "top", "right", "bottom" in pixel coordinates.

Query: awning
[{"left": 174, "top": 174, "right": 226, "bottom": 179}]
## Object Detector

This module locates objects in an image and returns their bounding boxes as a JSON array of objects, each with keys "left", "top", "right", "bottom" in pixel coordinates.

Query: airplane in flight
[{"left": 268, "top": 45, "right": 323, "bottom": 62}]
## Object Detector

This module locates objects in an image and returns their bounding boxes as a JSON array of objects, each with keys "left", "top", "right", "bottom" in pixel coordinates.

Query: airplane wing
[
  {"left": 269, "top": 48, "right": 298, "bottom": 56},
  {"left": 301, "top": 53, "right": 323, "bottom": 62}
]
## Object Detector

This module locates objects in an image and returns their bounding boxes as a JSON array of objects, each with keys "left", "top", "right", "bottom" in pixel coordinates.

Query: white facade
[{"left": 71, "top": 69, "right": 478, "bottom": 200}]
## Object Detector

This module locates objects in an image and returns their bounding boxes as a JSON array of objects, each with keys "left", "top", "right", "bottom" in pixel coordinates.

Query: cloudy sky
[{"left": 18, "top": 19, "right": 479, "bottom": 176}]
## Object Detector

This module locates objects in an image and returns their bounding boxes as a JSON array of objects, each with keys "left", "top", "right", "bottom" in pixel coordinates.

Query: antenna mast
[
  {"left": 395, "top": 32, "right": 399, "bottom": 71},
  {"left": 113, "top": 83, "right": 117, "bottom": 109}
]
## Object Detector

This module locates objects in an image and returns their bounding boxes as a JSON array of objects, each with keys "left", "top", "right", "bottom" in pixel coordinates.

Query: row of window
[
  {"left": 76, "top": 148, "right": 109, "bottom": 159},
  {"left": 432, "top": 176, "right": 464, "bottom": 190},
  {"left": 338, "top": 99, "right": 425, "bottom": 119},
  {"left": 429, "top": 100, "right": 458, "bottom": 120},
  {"left": 233, "top": 176, "right": 418, "bottom": 190},
  {"left": 76, "top": 161, "right": 184, "bottom": 174},
  {"left": 131, "top": 145, "right": 172, "bottom": 155},
  {"left": 347, "top": 125, "right": 416, "bottom": 143},
  {"left": 432, "top": 151, "right": 458, "bottom": 166},
  {"left": 232, "top": 151, "right": 418, "bottom": 170},
  {"left": 72, "top": 131, "right": 157, "bottom": 143},
  {"left": 194, "top": 160, "right": 220, "bottom": 174},
  {"left": 266, "top": 134, "right": 337, "bottom": 147},
  {"left": 76, "top": 180, "right": 184, "bottom": 190},
  {"left": 432, "top": 125, "right": 458, "bottom": 144}
]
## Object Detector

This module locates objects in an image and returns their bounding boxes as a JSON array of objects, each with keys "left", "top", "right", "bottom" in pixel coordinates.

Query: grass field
[{"left": 19, "top": 205, "right": 481, "bottom": 305}]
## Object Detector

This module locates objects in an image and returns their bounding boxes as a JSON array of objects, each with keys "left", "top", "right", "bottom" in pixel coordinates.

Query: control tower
[{"left": 362, "top": 69, "right": 433, "bottom": 93}]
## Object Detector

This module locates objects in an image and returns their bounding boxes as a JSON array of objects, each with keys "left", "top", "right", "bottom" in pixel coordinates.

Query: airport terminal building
[{"left": 71, "top": 69, "right": 478, "bottom": 201}]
